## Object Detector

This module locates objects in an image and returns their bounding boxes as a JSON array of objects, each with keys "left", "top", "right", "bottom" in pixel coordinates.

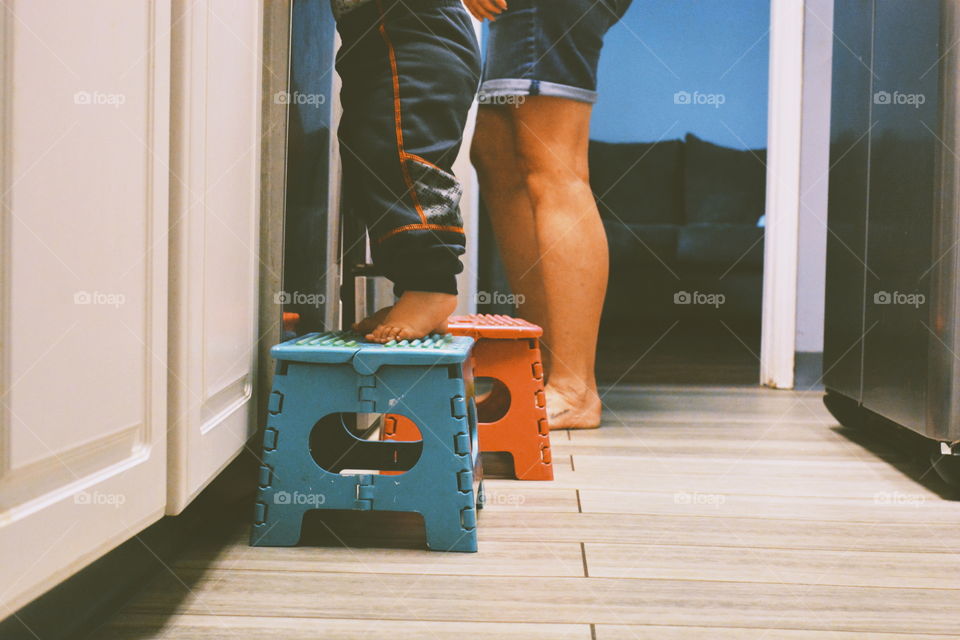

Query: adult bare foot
[
  {"left": 352, "top": 306, "right": 391, "bottom": 336},
  {"left": 545, "top": 383, "right": 602, "bottom": 429},
  {"left": 366, "top": 291, "right": 457, "bottom": 343}
]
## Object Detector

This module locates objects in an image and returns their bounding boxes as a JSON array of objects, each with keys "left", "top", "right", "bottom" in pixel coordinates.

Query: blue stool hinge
[
  {"left": 253, "top": 501, "right": 267, "bottom": 525},
  {"left": 258, "top": 464, "right": 273, "bottom": 488},
  {"left": 268, "top": 390, "right": 284, "bottom": 415},
  {"left": 354, "top": 474, "right": 375, "bottom": 510},
  {"left": 358, "top": 374, "right": 377, "bottom": 412}
]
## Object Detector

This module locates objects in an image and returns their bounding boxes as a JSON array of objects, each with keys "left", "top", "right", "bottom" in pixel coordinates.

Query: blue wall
[{"left": 591, "top": 0, "right": 770, "bottom": 150}]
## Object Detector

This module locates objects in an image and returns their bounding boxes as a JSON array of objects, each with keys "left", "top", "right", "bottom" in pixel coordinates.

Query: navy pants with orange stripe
[{"left": 335, "top": 0, "right": 480, "bottom": 295}]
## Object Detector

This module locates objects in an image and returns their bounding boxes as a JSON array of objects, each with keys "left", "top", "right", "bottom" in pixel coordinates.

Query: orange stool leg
[
  {"left": 472, "top": 337, "right": 553, "bottom": 481},
  {"left": 384, "top": 326, "right": 553, "bottom": 481}
]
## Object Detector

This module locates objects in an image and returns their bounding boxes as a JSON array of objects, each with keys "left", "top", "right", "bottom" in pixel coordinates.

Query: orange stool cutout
[{"left": 383, "top": 314, "right": 552, "bottom": 481}]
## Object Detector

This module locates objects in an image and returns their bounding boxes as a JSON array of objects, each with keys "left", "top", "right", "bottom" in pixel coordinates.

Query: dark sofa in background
[
  {"left": 589, "top": 133, "right": 766, "bottom": 329},
  {"left": 478, "top": 133, "right": 767, "bottom": 329}
]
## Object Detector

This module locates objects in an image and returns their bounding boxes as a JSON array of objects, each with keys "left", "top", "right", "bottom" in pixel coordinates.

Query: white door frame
[{"left": 760, "top": 0, "right": 806, "bottom": 389}]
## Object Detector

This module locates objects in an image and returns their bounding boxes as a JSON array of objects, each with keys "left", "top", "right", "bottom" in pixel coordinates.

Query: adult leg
[
  {"left": 512, "top": 96, "right": 606, "bottom": 429},
  {"left": 470, "top": 105, "right": 550, "bottom": 365}
]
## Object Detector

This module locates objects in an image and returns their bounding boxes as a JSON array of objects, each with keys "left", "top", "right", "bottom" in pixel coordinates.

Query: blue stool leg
[
  {"left": 251, "top": 363, "right": 359, "bottom": 547},
  {"left": 251, "top": 504, "right": 305, "bottom": 546},
  {"left": 377, "top": 365, "right": 479, "bottom": 552},
  {"left": 421, "top": 503, "right": 478, "bottom": 552},
  {"left": 420, "top": 421, "right": 478, "bottom": 552}
]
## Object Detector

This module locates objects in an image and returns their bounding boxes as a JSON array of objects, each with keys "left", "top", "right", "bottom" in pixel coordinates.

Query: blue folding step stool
[{"left": 251, "top": 330, "right": 483, "bottom": 552}]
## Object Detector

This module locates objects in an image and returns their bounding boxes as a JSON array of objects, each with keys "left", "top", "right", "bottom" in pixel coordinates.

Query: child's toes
[
  {"left": 365, "top": 324, "right": 419, "bottom": 344},
  {"left": 371, "top": 325, "right": 398, "bottom": 344},
  {"left": 395, "top": 326, "right": 419, "bottom": 342}
]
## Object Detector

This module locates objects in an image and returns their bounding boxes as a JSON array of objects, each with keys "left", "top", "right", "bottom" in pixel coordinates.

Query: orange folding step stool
[{"left": 383, "top": 314, "right": 553, "bottom": 481}]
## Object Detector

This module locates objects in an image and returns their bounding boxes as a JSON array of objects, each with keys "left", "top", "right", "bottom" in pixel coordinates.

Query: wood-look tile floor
[{"left": 91, "top": 386, "right": 960, "bottom": 639}]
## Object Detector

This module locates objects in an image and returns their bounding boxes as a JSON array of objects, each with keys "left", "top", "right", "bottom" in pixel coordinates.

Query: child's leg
[{"left": 336, "top": 0, "right": 480, "bottom": 342}]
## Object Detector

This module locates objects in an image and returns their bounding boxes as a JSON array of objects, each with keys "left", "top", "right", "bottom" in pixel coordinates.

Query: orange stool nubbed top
[
  {"left": 383, "top": 313, "right": 553, "bottom": 481},
  {"left": 447, "top": 314, "right": 543, "bottom": 339}
]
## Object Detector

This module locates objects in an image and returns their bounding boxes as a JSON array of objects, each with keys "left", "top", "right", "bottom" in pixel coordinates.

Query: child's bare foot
[
  {"left": 352, "top": 306, "right": 391, "bottom": 336},
  {"left": 545, "top": 383, "right": 602, "bottom": 429},
  {"left": 366, "top": 291, "right": 457, "bottom": 343}
]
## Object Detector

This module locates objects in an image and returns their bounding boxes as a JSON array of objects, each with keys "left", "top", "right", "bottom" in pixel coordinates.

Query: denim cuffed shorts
[{"left": 479, "top": 0, "right": 632, "bottom": 105}]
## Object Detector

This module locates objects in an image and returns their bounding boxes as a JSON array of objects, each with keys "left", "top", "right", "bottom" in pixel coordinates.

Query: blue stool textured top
[{"left": 251, "top": 330, "right": 483, "bottom": 552}]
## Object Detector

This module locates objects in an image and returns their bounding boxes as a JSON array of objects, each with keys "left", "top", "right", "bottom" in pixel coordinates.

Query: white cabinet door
[
  {"left": 166, "top": 0, "right": 263, "bottom": 514},
  {"left": 0, "top": 0, "right": 171, "bottom": 616}
]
